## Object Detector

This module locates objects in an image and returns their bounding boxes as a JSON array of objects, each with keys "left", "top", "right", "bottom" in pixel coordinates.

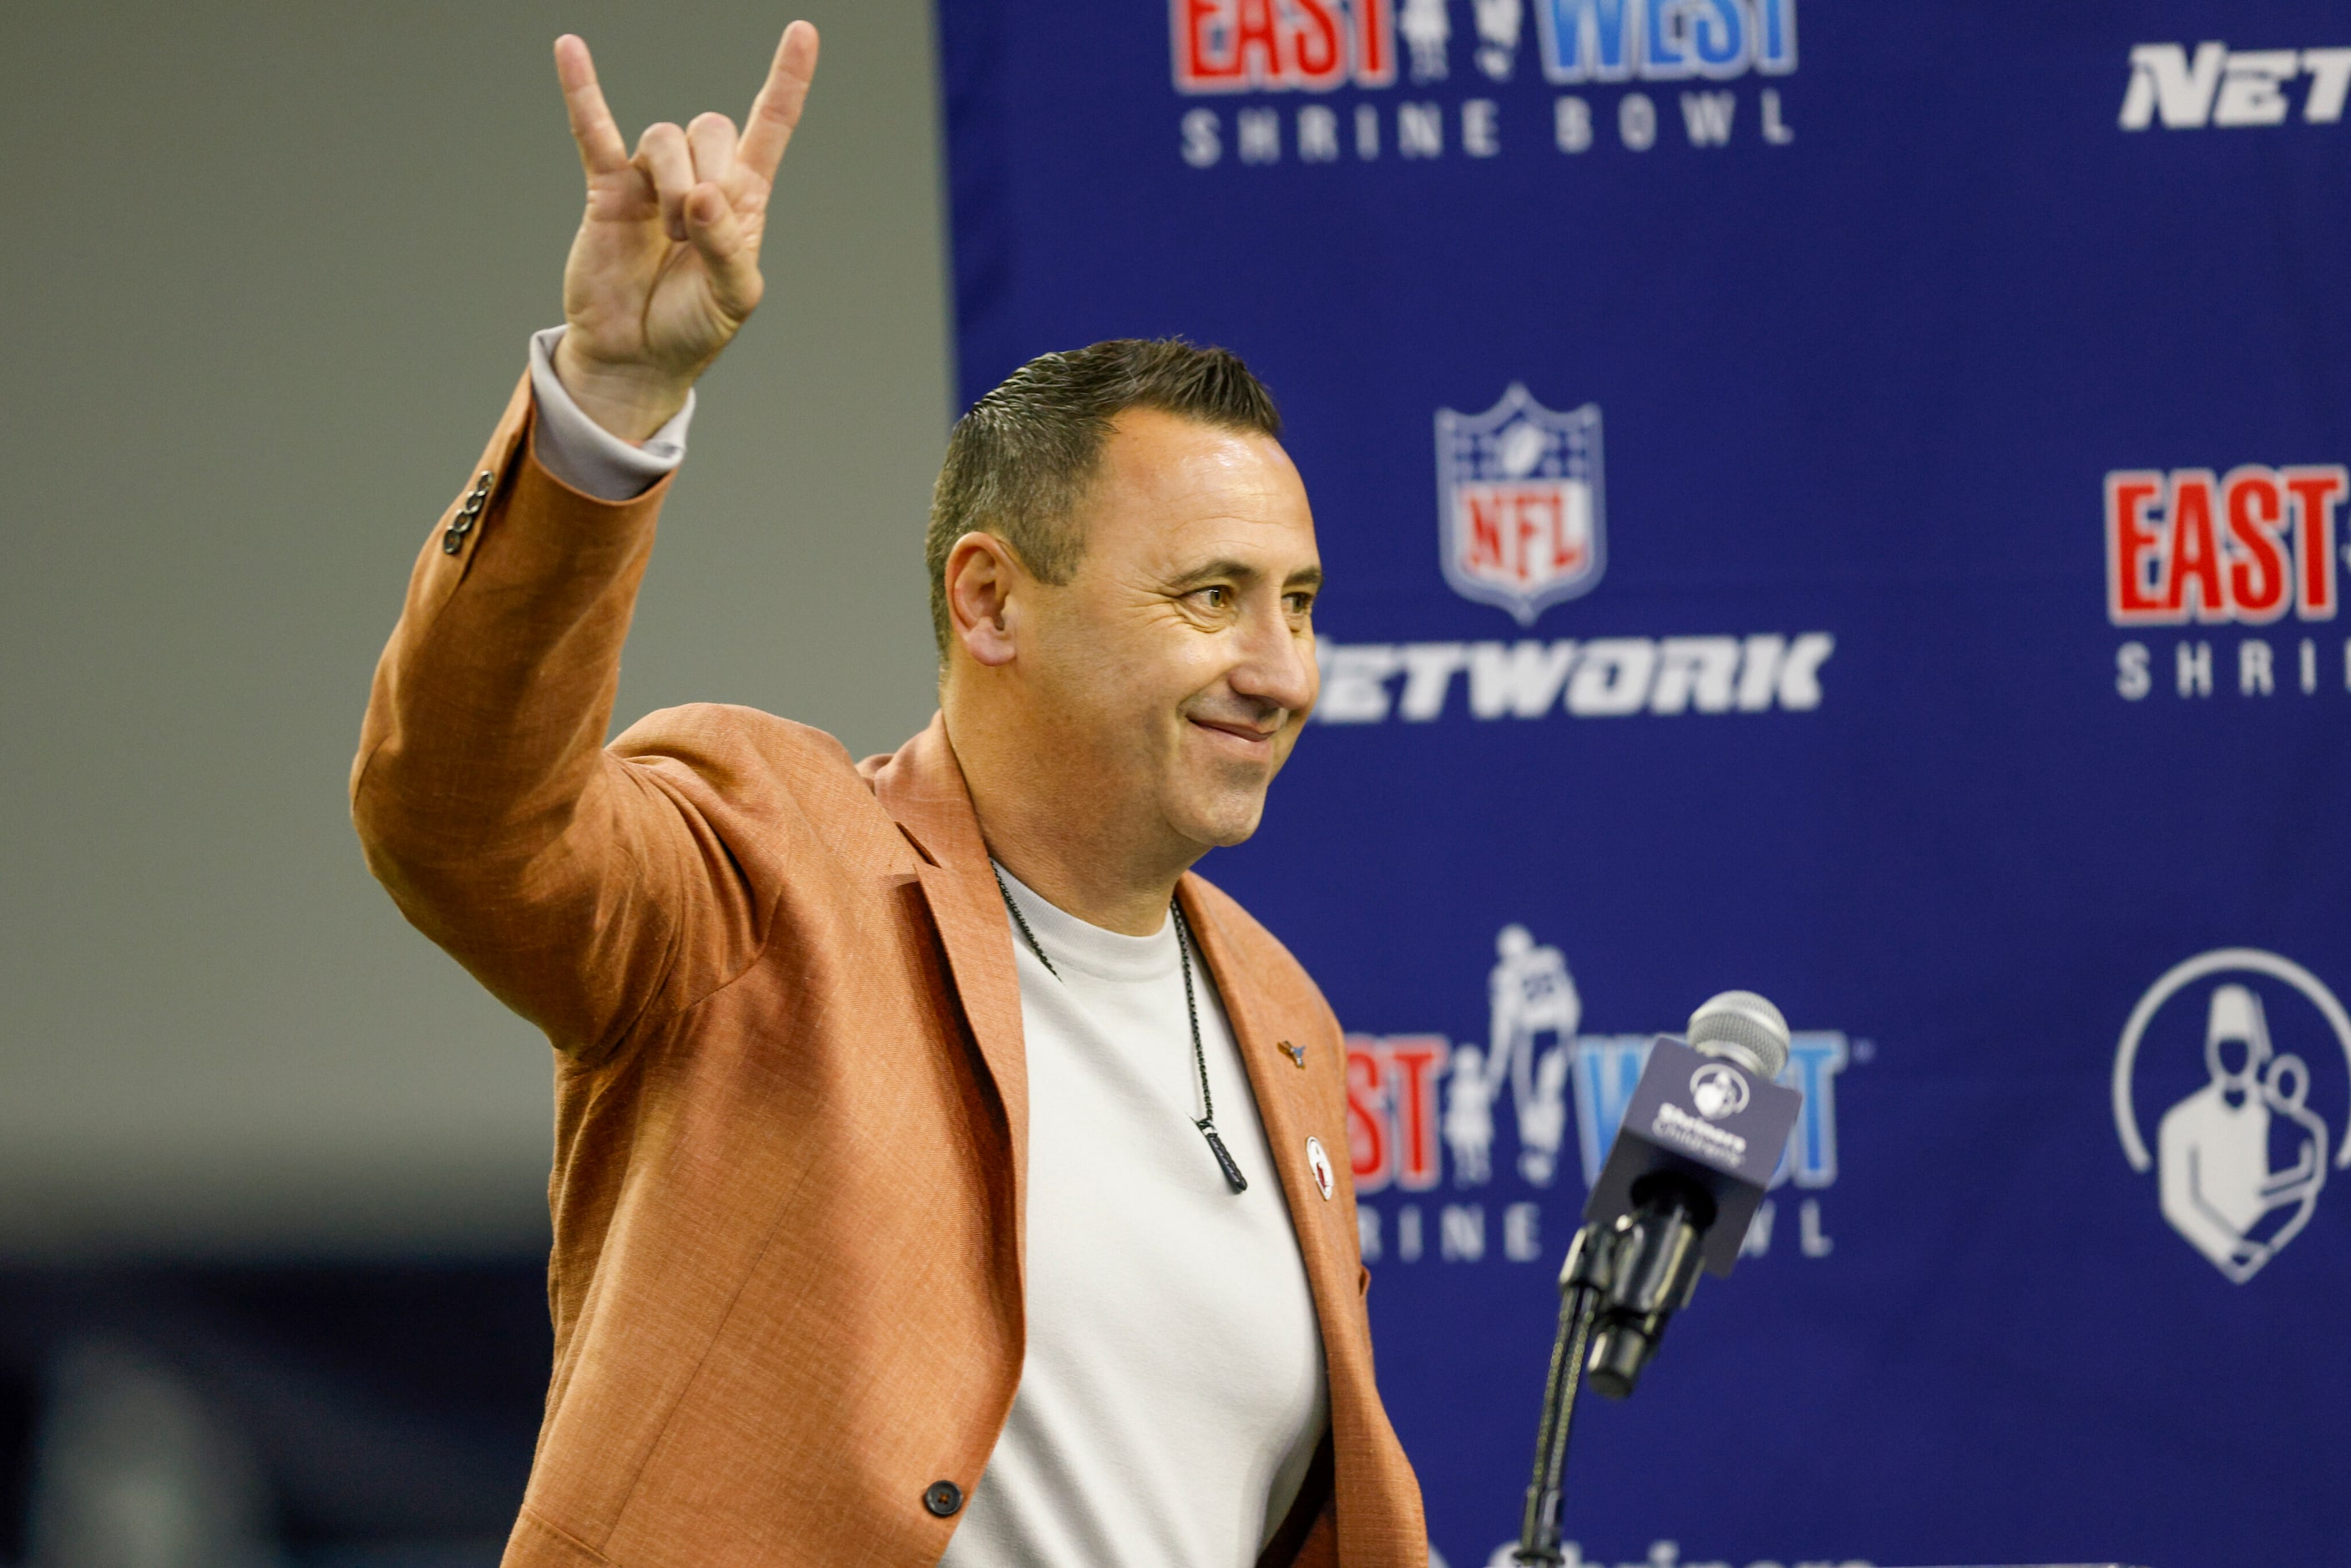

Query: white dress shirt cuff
[{"left": 527, "top": 325, "right": 695, "bottom": 501}]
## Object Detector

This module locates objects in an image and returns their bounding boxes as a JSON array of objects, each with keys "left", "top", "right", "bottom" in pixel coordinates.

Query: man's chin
[{"left": 1176, "top": 791, "right": 1272, "bottom": 850}]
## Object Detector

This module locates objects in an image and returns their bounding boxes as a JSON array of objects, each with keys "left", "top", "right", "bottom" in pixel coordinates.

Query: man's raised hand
[{"left": 550, "top": 23, "right": 819, "bottom": 442}]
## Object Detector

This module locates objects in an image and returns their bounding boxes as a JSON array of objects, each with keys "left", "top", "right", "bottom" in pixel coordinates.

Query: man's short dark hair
[{"left": 925, "top": 338, "right": 1282, "bottom": 656}]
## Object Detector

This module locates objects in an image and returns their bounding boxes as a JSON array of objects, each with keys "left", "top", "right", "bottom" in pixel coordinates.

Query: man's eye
[
  {"left": 1285, "top": 593, "right": 1315, "bottom": 615},
  {"left": 1197, "top": 586, "right": 1231, "bottom": 609}
]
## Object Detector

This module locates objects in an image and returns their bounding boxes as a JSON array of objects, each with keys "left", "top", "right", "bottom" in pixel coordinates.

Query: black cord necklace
[{"left": 992, "top": 864, "right": 1248, "bottom": 1195}]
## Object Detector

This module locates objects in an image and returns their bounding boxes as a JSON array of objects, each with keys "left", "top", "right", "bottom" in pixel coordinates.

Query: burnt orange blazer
[{"left": 351, "top": 377, "right": 1428, "bottom": 1568}]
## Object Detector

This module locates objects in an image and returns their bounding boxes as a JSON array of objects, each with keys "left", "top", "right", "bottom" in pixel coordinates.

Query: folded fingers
[
  {"left": 688, "top": 113, "right": 741, "bottom": 190},
  {"left": 634, "top": 122, "right": 695, "bottom": 241}
]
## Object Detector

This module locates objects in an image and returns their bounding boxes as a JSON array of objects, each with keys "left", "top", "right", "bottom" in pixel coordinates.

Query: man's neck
[
  {"left": 944, "top": 706, "right": 1194, "bottom": 938},
  {"left": 982, "top": 825, "right": 1184, "bottom": 937}
]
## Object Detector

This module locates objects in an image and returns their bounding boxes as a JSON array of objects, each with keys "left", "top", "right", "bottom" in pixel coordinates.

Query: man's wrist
[
  {"left": 529, "top": 327, "right": 695, "bottom": 502},
  {"left": 549, "top": 337, "right": 699, "bottom": 444}
]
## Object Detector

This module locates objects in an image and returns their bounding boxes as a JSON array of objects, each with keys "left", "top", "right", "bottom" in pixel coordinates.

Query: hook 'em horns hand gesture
[{"left": 549, "top": 23, "right": 820, "bottom": 442}]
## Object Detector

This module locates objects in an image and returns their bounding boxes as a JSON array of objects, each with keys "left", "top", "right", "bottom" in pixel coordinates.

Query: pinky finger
[{"left": 738, "top": 21, "right": 820, "bottom": 181}]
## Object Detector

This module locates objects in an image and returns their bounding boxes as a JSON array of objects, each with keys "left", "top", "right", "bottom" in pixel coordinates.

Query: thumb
[{"left": 685, "top": 183, "right": 763, "bottom": 321}]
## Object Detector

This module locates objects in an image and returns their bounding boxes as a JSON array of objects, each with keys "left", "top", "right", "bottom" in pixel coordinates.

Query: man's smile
[{"left": 1187, "top": 715, "right": 1282, "bottom": 757}]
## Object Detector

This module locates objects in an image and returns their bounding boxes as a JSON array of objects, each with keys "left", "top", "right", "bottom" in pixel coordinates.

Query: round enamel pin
[{"left": 1305, "top": 1136, "right": 1334, "bottom": 1201}]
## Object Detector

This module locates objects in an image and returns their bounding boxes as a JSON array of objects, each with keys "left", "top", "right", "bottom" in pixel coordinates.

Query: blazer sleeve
[{"left": 351, "top": 373, "right": 761, "bottom": 1063}]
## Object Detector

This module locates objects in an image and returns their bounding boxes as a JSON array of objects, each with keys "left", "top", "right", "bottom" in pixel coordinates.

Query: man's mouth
[{"left": 1188, "top": 716, "right": 1282, "bottom": 754}]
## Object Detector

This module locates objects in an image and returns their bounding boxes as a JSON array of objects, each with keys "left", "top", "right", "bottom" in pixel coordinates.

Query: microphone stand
[
  {"left": 1516, "top": 1192, "right": 1710, "bottom": 1564},
  {"left": 1516, "top": 1001, "right": 1796, "bottom": 1562},
  {"left": 1515, "top": 1222, "right": 1610, "bottom": 1564}
]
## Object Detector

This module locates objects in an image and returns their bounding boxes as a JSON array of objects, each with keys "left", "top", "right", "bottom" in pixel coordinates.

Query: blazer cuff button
[{"left": 923, "top": 1480, "right": 963, "bottom": 1517}]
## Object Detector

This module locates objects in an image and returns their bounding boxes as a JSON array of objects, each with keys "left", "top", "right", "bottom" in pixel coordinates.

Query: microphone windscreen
[{"left": 1687, "top": 990, "right": 1791, "bottom": 1080}]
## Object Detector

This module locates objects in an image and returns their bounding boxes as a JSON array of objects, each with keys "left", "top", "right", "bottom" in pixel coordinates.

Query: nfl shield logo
[{"left": 1434, "top": 385, "right": 1605, "bottom": 625}]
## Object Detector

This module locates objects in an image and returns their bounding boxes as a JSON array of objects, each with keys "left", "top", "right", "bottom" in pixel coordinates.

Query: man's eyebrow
[
  {"left": 1166, "top": 559, "right": 1325, "bottom": 591},
  {"left": 1167, "top": 558, "right": 1262, "bottom": 589}
]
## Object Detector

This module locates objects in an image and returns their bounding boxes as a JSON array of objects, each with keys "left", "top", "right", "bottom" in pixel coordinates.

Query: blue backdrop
[{"left": 935, "top": 4, "right": 2351, "bottom": 1564}]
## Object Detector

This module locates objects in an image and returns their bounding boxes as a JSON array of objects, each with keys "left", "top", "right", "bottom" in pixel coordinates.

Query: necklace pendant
[{"left": 1198, "top": 1121, "right": 1248, "bottom": 1194}]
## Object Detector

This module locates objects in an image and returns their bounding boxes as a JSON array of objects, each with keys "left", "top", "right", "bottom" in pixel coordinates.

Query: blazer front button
[{"left": 923, "top": 1479, "right": 963, "bottom": 1517}]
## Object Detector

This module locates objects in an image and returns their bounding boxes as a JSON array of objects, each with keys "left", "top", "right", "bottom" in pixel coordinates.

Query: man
[{"left": 352, "top": 22, "right": 1425, "bottom": 1567}]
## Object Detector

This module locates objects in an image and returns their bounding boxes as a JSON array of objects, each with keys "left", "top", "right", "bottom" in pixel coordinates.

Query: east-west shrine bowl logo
[
  {"left": 2112, "top": 948, "right": 2351, "bottom": 1283},
  {"left": 1435, "top": 384, "right": 1605, "bottom": 625}
]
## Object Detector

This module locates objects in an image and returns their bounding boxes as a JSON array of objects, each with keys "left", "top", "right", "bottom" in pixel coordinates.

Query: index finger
[
  {"left": 737, "top": 21, "right": 821, "bottom": 182},
  {"left": 554, "top": 33, "right": 630, "bottom": 176}
]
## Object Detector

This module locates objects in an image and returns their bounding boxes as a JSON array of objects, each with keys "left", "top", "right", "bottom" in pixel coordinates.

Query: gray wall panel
[{"left": 0, "top": 0, "right": 951, "bottom": 1255}]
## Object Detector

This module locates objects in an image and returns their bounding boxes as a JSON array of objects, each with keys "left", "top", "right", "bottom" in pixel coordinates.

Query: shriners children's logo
[
  {"left": 1689, "top": 1062, "right": 1750, "bottom": 1120},
  {"left": 1435, "top": 386, "right": 1605, "bottom": 625},
  {"left": 2113, "top": 948, "right": 2351, "bottom": 1282}
]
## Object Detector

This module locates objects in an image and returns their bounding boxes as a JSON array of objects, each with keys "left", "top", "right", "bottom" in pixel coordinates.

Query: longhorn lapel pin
[
  {"left": 1279, "top": 1039, "right": 1307, "bottom": 1069},
  {"left": 1305, "top": 1136, "right": 1334, "bottom": 1200}
]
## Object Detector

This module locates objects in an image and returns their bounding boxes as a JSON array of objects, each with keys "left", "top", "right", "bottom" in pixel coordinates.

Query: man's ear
[{"left": 944, "top": 531, "right": 1025, "bottom": 668}]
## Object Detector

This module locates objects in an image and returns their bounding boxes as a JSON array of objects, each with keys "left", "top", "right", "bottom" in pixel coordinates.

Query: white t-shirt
[{"left": 938, "top": 867, "right": 1328, "bottom": 1567}]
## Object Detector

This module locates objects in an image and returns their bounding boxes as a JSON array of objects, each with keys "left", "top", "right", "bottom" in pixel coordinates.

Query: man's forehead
[
  {"left": 1090, "top": 409, "right": 1315, "bottom": 561},
  {"left": 1102, "top": 407, "right": 1294, "bottom": 489}
]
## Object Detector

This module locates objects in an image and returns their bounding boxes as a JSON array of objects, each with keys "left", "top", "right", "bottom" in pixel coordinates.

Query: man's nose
[{"left": 1226, "top": 604, "right": 1317, "bottom": 715}]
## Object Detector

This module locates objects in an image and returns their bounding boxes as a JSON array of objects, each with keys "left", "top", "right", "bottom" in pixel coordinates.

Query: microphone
[
  {"left": 1575, "top": 990, "right": 1801, "bottom": 1398},
  {"left": 1516, "top": 992, "right": 1805, "bottom": 1563}
]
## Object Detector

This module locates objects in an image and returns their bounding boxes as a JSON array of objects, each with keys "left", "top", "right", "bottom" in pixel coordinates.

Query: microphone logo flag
[
  {"left": 1434, "top": 385, "right": 1605, "bottom": 626},
  {"left": 2113, "top": 948, "right": 2351, "bottom": 1282}
]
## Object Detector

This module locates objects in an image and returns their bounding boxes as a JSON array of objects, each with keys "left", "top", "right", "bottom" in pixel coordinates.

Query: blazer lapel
[
  {"left": 1176, "top": 879, "right": 1355, "bottom": 1347},
  {"left": 1182, "top": 883, "right": 1425, "bottom": 1562},
  {"left": 868, "top": 714, "right": 1029, "bottom": 1272}
]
